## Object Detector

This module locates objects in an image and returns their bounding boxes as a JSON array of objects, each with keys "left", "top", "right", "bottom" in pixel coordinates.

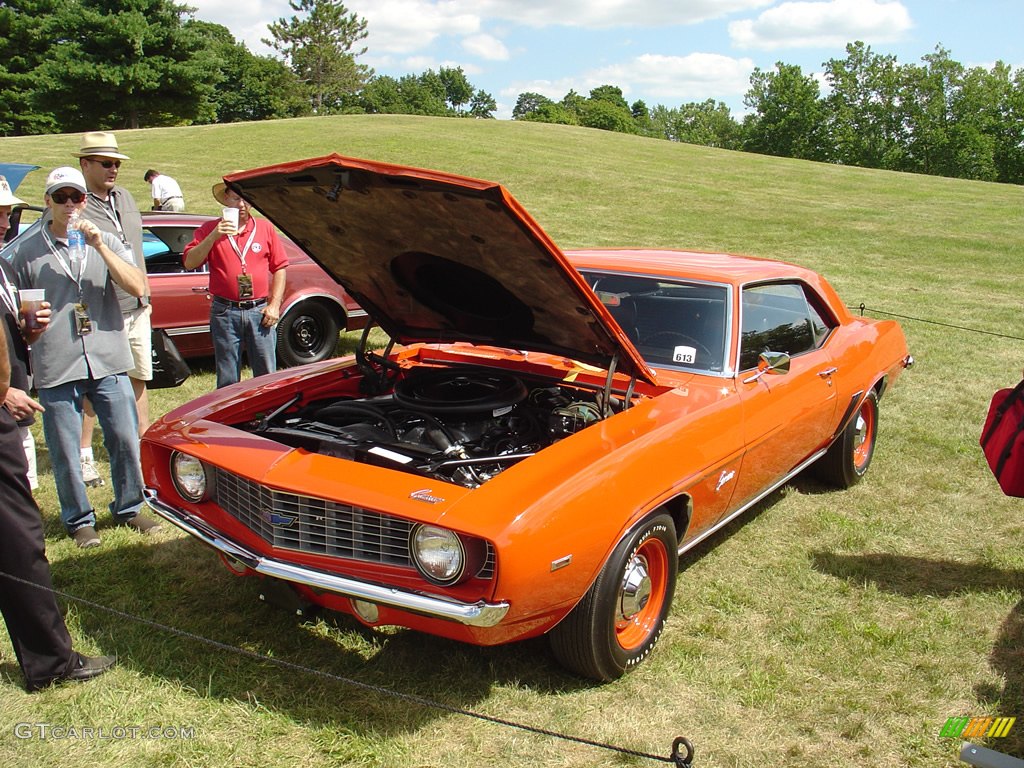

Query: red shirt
[{"left": 183, "top": 216, "right": 288, "bottom": 301}]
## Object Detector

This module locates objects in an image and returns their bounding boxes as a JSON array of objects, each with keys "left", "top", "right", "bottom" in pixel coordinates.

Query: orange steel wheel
[{"left": 615, "top": 535, "right": 670, "bottom": 651}]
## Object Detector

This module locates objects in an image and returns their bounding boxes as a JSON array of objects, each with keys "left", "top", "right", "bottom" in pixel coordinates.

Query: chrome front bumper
[{"left": 144, "top": 489, "right": 510, "bottom": 628}]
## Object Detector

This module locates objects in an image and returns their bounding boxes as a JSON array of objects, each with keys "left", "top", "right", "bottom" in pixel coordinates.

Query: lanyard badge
[
  {"left": 74, "top": 302, "right": 92, "bottom": 336},
  {"left": 236, "top": 273, "right": 254, "bottom": 299}
]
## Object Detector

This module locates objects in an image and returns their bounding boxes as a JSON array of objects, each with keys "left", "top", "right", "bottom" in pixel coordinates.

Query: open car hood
[{"left": 225, "top": 155, "right": 655, "bottom": 383}]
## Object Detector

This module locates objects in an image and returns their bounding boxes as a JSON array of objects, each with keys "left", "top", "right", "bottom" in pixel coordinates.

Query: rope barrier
[
  {"left": 853, "top": 304, "right": 1024, "bottom": 342},
  {"left": 0, "top": 567, "right": 694, "bottom": 766}
]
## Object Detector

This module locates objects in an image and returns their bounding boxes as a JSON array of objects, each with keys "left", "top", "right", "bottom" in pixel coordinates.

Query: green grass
[{"left": 2, "top": 115, "right": 1023, "bottom": 767}]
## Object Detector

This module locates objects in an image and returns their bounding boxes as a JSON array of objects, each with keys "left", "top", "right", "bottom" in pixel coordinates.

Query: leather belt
[{"left": 214, "top": 296, "right": 267, "bottom": 310}]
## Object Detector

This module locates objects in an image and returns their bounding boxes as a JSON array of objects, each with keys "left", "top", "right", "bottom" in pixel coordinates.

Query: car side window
[
  {"left": 739, "top": 282, "right": 836, "bottom": 371},
  {"left": 144, "top": 226, "right": 207, "bottom": 274}
]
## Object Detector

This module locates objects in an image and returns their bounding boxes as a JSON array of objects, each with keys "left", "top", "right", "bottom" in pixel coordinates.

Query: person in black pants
[{"left": 0, "top": 303, "right": 116, "bottom": 691}]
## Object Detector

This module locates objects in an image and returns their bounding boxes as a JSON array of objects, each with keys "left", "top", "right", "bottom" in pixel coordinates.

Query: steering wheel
[{"left": 642, "top": 331, "right": 713, "bottom": 366}]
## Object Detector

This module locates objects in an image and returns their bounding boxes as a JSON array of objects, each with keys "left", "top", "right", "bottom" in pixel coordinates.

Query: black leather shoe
[
  {"left": 26, "top": 654, "right": 116, "bottom": 692},
  {"left": 61, "top": 654, "right": 116, "bottom": 684}
]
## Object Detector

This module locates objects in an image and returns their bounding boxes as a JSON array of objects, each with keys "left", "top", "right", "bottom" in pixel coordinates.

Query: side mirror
[{"left": 743, "top": 350, "right": 791, "bottom": 383}]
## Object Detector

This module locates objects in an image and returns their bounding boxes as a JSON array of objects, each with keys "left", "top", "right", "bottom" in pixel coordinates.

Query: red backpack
[{"left": 981, "top": 379, "right": 1024, "bottom": 497}]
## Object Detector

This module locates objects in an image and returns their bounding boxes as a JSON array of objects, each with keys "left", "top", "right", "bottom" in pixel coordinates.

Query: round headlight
[
  {"left": 171, "top": 451, "right": 209, "bottom": 502},
  {"left": 411, "top": 525, "right": 465, "bottom": 585}
]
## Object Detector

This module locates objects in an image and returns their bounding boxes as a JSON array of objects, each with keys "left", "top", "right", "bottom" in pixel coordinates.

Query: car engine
[{"left": 245, "top": 367, "right": 616, "bottom": 488}]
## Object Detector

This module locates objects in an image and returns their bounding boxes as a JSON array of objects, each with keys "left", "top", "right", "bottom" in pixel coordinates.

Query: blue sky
[{"left": 188, "top": 0, "right": 1024, "bottom": 119}]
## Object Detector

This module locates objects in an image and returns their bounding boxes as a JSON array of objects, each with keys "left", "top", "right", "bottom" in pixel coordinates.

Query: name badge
[
  {"left": 237, "top": 273, "right": 254, "bottom": 299},
  {"left": 74, "top": 302, "right": 92, "bottom": 336}
]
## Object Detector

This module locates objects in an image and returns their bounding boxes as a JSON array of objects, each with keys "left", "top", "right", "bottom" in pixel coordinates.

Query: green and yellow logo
[{"left": 940, "top": 716, "right": 1016, "bottom": 739}]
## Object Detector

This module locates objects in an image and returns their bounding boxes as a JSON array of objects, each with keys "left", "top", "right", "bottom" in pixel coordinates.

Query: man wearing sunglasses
[
  {"left": 6, "top": 166, "right": 161, "bottom": 548},
  {"left": 74, "top": 131, "right": 150, "bottom": 490}
]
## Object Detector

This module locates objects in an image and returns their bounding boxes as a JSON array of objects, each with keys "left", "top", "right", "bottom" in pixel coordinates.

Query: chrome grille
[{"left": 213, "top": 468, "right": 494, "bottom": 578}]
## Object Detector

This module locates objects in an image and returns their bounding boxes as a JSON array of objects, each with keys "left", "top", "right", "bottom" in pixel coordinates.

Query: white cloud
[
  {"left": 351, "top": 1, "right": 480, "bottom": 53},
  {"left": 189, "top": 0, "right": 482, "bottom": 56},
  {"left": 471, "top": 0, "right": 772, "bottom": 29},
  {"left": 502, "top": 52, "right": 754, "bottom": 108},
  {"left": 398, "top": 55, "right": 437, "bottom": 72},
  {"left": 590, "top": 53, "right": 757, "bottom": 102},
  {"left": 729, "top": 0, "right": 913, "bottom": 50},
  {"left": 462, "top": 33, "right": 510, "bottom": 61}
]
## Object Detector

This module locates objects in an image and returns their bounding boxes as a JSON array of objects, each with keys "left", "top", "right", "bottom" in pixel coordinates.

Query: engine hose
[{"left": 314, "top": 402, "right": 397, "bottom": 437}]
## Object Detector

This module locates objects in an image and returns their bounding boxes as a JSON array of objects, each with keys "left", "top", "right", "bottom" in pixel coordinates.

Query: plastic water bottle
[{"left": 67, "top": 211, "right": 86, "bottom": 267}]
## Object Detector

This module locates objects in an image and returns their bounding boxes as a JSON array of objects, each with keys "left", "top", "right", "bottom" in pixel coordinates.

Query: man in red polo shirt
[{"left": 183, "top": 179, "right": 287, "bottom": 388}]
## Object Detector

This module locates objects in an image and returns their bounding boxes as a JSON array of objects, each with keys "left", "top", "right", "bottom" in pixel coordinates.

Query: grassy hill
[{"left": 1, "top": 116, "right": 1023, "bottom": 768}]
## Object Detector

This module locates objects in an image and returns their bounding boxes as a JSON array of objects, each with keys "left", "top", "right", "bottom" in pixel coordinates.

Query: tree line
[
  {"left": 0, "top": 0, "right": 495, "bottom": 133},
  {"left": 2, "top": 0, "right": 1021, "bottom": 185},
  {"left": 515, "top": 42, "right": 1024, "bottom": 185}
]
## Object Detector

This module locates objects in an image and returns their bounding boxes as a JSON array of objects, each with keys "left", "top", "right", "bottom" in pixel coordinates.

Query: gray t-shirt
[
  {"left": 85, "top": 185, "right": 147, "bottom": 313},
  {"left": 9, "top": 224, "right": 135, "bottom": 389}
]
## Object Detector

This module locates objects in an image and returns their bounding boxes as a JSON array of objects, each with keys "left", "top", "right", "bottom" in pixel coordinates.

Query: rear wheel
[
  {"left": 276, "top": 300, "right": 341, "bottom": 368},
  {"left": 817, "top": 390, "right": 878, "bottom": 488},
  {"left": 549, "top": 514, "right": 677, "bottom": 681}
]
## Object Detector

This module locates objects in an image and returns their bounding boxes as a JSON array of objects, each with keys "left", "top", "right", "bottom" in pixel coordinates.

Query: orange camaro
[{"left": 141, "top": 155, "right": 912, "bottom": 681}]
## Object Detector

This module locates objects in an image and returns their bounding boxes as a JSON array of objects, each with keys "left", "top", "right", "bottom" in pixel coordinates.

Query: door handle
[
  {"left": 191, "top": 286, "right": 209, "bottom": 293},
  {"left": 817, "top": 367, "right": 838, "bottom": 379}
]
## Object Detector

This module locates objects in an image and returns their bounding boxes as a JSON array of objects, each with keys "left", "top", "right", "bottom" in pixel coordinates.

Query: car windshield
[{"left": 581, "top": 271, "right": 730, "bottom": 374}]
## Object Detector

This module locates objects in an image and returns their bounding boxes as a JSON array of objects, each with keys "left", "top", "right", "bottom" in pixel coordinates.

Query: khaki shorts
[{"left": 126, "top": 303, "right": 153, "bottom": 381}]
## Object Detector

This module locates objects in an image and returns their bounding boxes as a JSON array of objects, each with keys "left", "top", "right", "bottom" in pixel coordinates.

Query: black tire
[
  {"left": 276, "top": 300, "right": 341, "bottom": 368},
  {"left": 548, "top": 514, "right": 677, "bottom": 681},
  {"left": 816, "top": 390, "right": 879, "bottom": 488}
]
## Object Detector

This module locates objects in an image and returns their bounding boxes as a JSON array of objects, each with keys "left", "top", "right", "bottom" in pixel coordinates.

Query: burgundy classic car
[{"left": 142, "top": 212, "right": 366, "bottom": 366}]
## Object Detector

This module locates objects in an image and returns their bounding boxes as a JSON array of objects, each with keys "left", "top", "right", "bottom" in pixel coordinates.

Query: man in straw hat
[
  {"left": 6, "top": 166, "right": 161, "bottom": 548},
  {"left": 0, "top": 175, "right": 44, "bottom": 490},
  {"left": 74, "top": 131, "right": 151, "bottom": 488},
  {"left": 183, "top": 177, "right": 288, "bottom": 388}
]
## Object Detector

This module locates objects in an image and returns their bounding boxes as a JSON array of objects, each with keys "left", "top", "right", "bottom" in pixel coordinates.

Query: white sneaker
[{"left": 81, "top": 458, "right": 105, "bottom": 488}]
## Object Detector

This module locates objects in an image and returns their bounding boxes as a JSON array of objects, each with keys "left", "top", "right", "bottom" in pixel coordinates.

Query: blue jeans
[
  {"left": 210, "top": 300, "right": 277, "bottom": 389},
  {"left": 38, "top": 374, "right": 144, "bottom": 534}
]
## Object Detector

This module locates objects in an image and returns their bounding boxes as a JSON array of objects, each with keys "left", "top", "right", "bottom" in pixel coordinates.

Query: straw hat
[
  {"left": 72, "top": 131, "right": 130, "bottom": 160},
  {"left": 212, "top": 171, "right": 245, "bottom": 206}
]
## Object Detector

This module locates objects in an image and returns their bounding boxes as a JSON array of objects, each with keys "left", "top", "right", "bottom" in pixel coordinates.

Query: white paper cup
[
  {"left": 19, "top": 288, "right": 45, "bottom": 331},
  {"left": 221, "top": 207, "right": 239, "bottom": 234}
]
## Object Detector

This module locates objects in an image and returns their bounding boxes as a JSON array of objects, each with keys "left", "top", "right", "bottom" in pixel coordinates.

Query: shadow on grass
[
  {"left": 811, "top": 551, "right": 1024, "bottom": 758},
  {"left": 44, "top": 532, "right": 596, "bottom": 741}
]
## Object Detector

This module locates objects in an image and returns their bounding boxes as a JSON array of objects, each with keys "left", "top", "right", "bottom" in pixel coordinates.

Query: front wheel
[
  {"left": 549, "top": 514, "right": 677, "bottom": 681},
  {"left": 816, "top": 390, "right": 879, "bottom": 488},
  {"left": 276, "top": 300, "right": 341, "bottom": 368}
]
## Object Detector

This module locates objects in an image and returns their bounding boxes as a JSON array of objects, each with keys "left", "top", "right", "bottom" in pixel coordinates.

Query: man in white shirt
[{"left": 144, "top": 169, "right": 185, "bottom": 212}]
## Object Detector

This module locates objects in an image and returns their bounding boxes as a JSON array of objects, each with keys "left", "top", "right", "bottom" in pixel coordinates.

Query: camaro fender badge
[
  {"left": 261, "top": 509, "right": 297, "bottom": 527},
  {"left": 550, "top": 554, "right": 573, "bottom": 572},
  {"left": 410, "top": 488, "right": 445, "bottom": 504},
  {"left": 715, "top": 469, "right": 736, "bottom": 493}
]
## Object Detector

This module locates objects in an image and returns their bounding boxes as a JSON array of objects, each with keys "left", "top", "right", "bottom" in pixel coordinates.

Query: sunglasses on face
[
  {"left": 88, "top": 158, "right": 121, "bottom": 169},
  {"left": 51, "top": 190, "right": 85, "bottom": 204}
]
